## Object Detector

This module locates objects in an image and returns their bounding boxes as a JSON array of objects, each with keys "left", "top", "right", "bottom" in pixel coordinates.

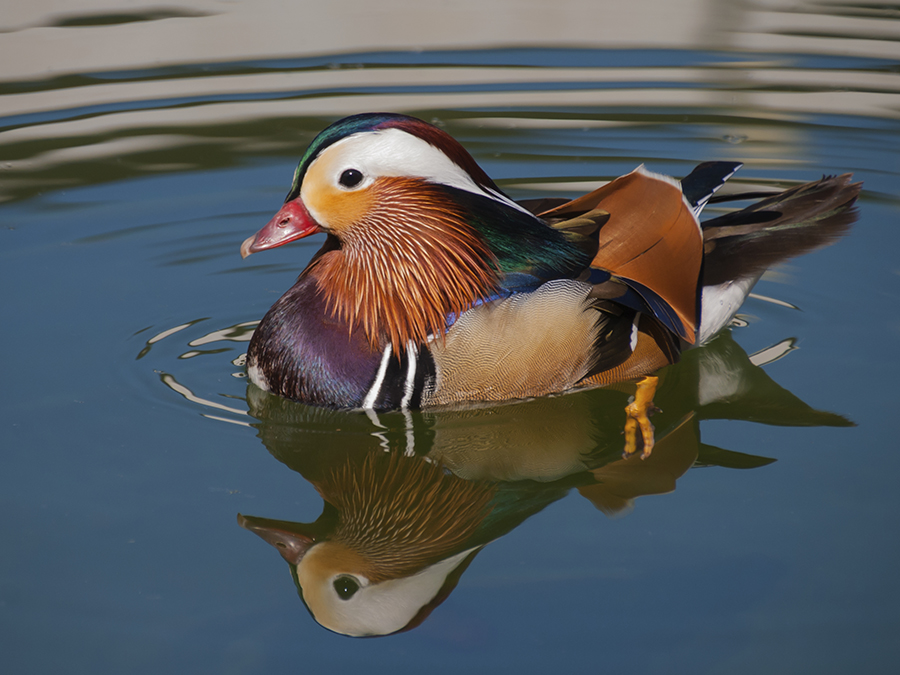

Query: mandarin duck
[{"left": 240, "top": 112, "right": 860, "bottom": 454}]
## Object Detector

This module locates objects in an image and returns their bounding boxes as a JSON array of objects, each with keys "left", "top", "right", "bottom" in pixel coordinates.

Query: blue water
[{"left": 3, "top": 26, "right": 900, "bottom": 675}]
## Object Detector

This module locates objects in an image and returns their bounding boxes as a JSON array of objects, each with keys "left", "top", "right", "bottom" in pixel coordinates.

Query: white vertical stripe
[
  {"left": 401, "top": 409, "right": 416, "bottom": 456},
  {"left": 400, "top": 341, "right": 418, "bottom": 409},
  {"left": 630, "top": 314, "right": 641, "bottom": 352},
  {"left": 362, "top": 345, "right": 392, "bottom": 409}
]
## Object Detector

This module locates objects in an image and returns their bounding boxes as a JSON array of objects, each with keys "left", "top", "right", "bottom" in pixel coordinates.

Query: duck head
[
  {"left": 239, "top": 450, "right": 495, "bottom": 637},
  {"left": 240, "top": 113, "right": 521, "bottom": 255},
  {"left": 240, "top": 113, "right": 590, "bottom": 351}
]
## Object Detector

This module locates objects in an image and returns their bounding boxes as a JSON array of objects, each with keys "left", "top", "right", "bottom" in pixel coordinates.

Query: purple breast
[{"left": 247, "top": 276, "right": 382, "bottom": 407}]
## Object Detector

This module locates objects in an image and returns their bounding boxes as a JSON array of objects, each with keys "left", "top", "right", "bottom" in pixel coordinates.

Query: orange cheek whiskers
[{"left": 313, "top": 178, "right": 500, "bottom": 353}]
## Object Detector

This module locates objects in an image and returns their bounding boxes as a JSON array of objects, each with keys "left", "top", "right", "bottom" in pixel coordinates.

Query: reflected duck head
[{"left": 239, "top": 450, "right": 495, "bottom": 636}]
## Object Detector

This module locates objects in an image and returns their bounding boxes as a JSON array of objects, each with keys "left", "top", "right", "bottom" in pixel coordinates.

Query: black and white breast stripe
[{"left": 361, "top": 342, "right": 436, "bottom": 411}]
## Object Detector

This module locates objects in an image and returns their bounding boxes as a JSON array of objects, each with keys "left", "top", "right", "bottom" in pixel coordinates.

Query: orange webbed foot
[{"left": 623, "top": 376, "right": 660, "bottom": 459}]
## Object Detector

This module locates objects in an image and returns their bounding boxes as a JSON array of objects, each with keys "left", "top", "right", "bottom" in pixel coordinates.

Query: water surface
[{"left": 3, "top": 1, "right": 900, "bottom": 673}]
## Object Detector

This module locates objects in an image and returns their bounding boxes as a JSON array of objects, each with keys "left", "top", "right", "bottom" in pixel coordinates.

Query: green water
[{"left": 3, "top": 2, "right": 900, "bottom": 672}]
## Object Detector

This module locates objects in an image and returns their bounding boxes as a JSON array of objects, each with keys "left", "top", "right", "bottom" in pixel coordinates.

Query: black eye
[
  {"left": 339, "top": 169, "right": 363, "bottom": 188},
  {"left": 333, "top": 575, "right": 360, "bottom": 600}
]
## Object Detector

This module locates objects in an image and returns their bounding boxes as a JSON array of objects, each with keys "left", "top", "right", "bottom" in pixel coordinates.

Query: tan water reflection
[
  {"left": 5, "top": 0, "right": 898, "bottom": 79},
  {"left": 2, "top": 0, "right": 898, "bottom": 203}
]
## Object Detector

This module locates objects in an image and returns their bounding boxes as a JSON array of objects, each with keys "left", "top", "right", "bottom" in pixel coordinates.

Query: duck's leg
[{"left": 624, "top": 375, "right": 659, "bottom": 459}]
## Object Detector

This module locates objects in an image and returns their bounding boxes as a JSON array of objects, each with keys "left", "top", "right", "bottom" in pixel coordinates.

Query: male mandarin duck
[{"left": 240, "top": 112, "right": 859, "bottom": 453}]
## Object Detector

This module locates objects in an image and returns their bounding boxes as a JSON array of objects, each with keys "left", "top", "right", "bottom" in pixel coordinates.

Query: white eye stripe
[{"left": 311, "top": 128, "right": 531, "bottom": 214}]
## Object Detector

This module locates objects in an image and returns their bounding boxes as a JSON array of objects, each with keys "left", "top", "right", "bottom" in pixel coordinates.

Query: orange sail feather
[{"left": 540, "top": 166, "right": 702, "bottom": 343}]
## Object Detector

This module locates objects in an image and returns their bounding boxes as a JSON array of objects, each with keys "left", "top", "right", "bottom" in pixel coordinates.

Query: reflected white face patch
[{"left": 298, "top": 546, "right": 476, "bottom": 637}]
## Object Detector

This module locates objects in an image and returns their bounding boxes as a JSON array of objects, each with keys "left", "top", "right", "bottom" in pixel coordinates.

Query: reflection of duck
[
  {"left": 239, "top": 331, "right": 851, "bottom": 636},
  {"left": 240, "top": 451, "right": 500, "bottom": 637},
  {"left": 239, "top": 112, "right": 860, "bottom": 446}
]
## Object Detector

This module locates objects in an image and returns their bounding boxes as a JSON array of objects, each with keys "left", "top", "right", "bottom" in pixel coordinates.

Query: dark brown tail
[{"left": 701, "top": 174, "right": 861, "bottom": 286}]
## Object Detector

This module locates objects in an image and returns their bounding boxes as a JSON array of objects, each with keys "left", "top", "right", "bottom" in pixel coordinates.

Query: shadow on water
[{"left": 235, "top": 331, "right": 851, "bottom": 637}]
